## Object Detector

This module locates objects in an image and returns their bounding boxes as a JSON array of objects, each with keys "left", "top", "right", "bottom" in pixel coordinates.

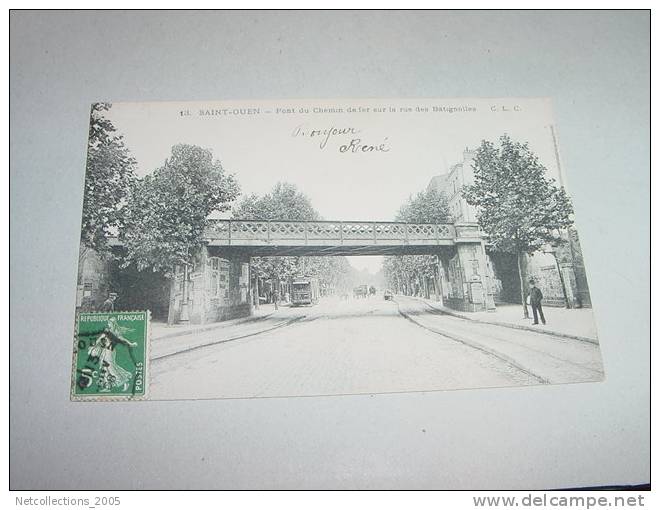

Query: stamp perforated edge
[{"left": 70, "top": 310, "right": 151, "bottom": 402}]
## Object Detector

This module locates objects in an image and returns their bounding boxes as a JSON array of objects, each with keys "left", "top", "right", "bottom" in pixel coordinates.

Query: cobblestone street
[{"left": 149, "top": 295, "right": 604, "bottom": 400}]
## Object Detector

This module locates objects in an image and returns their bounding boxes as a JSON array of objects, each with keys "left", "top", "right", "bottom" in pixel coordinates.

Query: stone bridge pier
[
  {"left": 167, "top": 247, "right": 253, "bottom": 325},
  {"left": 436, "top": 223, "right": 496, "bottom": 312}
]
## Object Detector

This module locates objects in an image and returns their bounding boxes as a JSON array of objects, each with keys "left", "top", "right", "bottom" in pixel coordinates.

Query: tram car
[
  {"left": 353, "top": 285, "right": 368, "bottom": 299},
  {"left": 290, "top": 276, "right": 320, "bottom": 306}
]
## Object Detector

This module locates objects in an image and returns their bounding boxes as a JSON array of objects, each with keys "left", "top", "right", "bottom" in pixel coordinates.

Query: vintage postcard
[
  {"left": 72, "top": 98, "right": 604, "bottom": 401},
  {"left": 71, "top": 311, "right": 149, "bottom": 400}
]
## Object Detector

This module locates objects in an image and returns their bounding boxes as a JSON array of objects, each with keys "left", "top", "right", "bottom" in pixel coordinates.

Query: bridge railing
[{"left": 205, "top": 219, "right": 456, "bottom": 243}]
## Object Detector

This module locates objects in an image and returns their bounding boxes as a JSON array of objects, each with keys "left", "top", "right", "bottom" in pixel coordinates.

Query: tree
[
  {"left": 306, "top": 257, "right": 360, "bottom": 295},
  {"left": 78, "top": 103, "right": 137, "bottom": 292},
  {"left": 120, "top": 144, "right": 239, "bottom": 321},
  {"left": 232, "top": 183, "right": 317, "bottom": 286},
  {"left": 81, "top": 103, "right": 136, "bottom": 253},
  {"left": 234, "top": 182, "right": 320, "bottom": 221},
  {"left": 232, "top": 183, "right": 351, "bottom": 295},
  {"left": 384, "top": 188, "right": 452, "bottom": 297},
  {"left": 462, "top": 134, "right": 574, "bottom": 317},
  {"left": 396, "top": 187, "right": 452, "bottom": 224}
]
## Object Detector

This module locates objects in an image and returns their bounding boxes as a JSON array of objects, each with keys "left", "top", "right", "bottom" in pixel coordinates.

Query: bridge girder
[
  {"left": 204, "top": 219, "right": 484, "bottom": 257},
  {"left": 206, "top": 243, "right": 459, "bottom": 258}
]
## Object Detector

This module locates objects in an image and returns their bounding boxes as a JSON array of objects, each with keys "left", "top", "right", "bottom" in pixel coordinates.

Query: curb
[
  {"left": 152, "top": 311, "right": 276, "bottom": 341},
  {"left": 406, "top": 297, "right": 598, "bottom": 345},
  {"left": 396, "top": 302, "right": 549, "bottom": 384},
  {"left": 152, "top": 315, "right": 305, "bottom": 360}
]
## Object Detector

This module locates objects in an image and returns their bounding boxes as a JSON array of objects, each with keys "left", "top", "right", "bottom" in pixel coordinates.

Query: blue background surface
[{"left": 10, "top": 11, "right": 649, "bottom": 489}]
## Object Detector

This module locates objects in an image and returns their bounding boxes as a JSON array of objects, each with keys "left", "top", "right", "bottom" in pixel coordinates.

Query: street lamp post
[
  {"left": 179, "top": 246, "right": 192, "bottom": 324},
  {"left": 180, "top": 262, "right": 191, "bottom": 323}
]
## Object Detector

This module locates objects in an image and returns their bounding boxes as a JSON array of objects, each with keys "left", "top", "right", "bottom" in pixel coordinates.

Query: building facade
[
  {"left": 428, "top": 149, "right": 592, "bottom": 308},
  {"left": 76, "top": 246, "right": 254, "bottom": 325},
  {"left": 167, "top": 247, "right": 253, "bottom": 324},
  {"left": 428, "top": 149, "right": 478, "bottom": 224}
]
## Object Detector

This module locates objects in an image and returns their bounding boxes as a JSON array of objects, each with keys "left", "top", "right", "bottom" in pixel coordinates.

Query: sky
[{"left": 106, "top": 98, "right": 563, "bottom": 273}]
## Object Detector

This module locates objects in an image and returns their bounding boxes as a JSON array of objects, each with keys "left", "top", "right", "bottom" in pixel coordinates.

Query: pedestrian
[
  {"left": 273, "top": 288, "right": 279, "bottom": 310},
  {"left": 528, "top": 279, "right": 546, "bottom": 325},
  {"left": 80, "top": 295, "right": 94, "bottom": 312},
  {"left": 99, "top": 292, "right": 117, "bottom": 312}
]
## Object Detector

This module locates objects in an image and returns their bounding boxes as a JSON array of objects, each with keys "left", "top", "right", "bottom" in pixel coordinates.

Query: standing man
[
  {"left": 528, "top": 279, "right": 546, "bottom": 325},
  {"left": 99, "top": 292, "right": 117, "bottom": 312},
  {"left": 273, "top": 288, "right": 280, "bottom": 310}
]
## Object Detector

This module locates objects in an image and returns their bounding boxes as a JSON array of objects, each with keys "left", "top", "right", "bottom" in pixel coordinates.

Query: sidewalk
[
  {"left": 414, "top": 297, "right": 599, "bottom": 343},
  {"left": 149, "top": 304, "right": 296, "bottom": 359},
  {"left": 150, "top": 304, "right": 277, "bottom": 340}
]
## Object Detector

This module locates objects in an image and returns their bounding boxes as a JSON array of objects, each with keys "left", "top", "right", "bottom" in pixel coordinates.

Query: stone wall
[
  {"left": 76, "top": 248, "right": 112, "bottom": 311},
  {"left": 483, "top": 229, "right": 592, "bottom": 310},
  {"left": 440, "top": 239, "right": 496, "bottom": 313}
]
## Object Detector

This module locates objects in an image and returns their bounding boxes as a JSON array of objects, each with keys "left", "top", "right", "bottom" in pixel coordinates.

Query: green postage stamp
[{"left": 71, "top": 311, "right": 150, "bottom": 401}]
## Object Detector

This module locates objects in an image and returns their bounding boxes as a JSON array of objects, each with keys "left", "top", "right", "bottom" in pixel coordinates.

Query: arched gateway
[{"left": 167, "top": 219, "right": 496, "bottom": 324}]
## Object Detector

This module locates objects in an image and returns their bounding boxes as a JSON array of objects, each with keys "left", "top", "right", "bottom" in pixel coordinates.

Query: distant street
[{"left": 149, "top": 295, "right": 604, "bottom": 400}]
